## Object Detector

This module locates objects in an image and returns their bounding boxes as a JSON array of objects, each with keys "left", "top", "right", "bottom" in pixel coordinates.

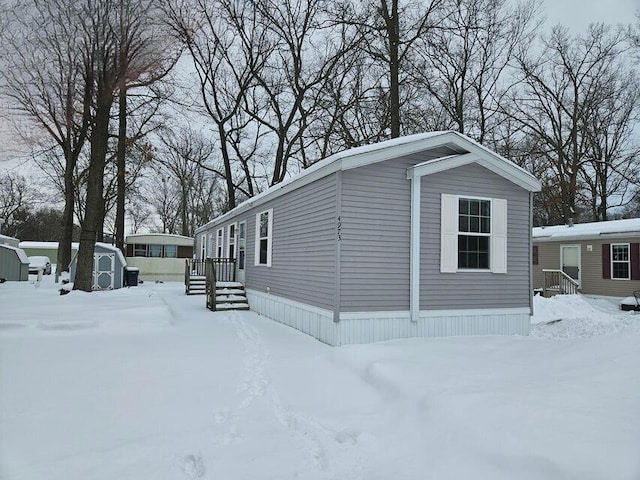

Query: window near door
[
  {"left": 611, "top": 243, "right": 630, "bottom": 279},
  {"left": 238, "top": 221, "right": 246, "bottom": 270},
  {"left": 458, "top": 198, "right": 490, "bottom": 269},
  {"left": 255, "top": 209, "right": 273, "bottom": 266},
  {"left": 227, "top": 223, "right": 236, "bottom": 259},
  {"left": 216, "top": 228, "right": 224, "bottom": 258}
]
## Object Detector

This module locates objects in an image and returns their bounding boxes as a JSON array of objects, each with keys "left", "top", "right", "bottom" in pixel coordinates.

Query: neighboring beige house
[
  {"left": 125, "top": 233, "right": 194, "bottom": 282},
  {"left": 533, "top": 219, "right": 640, "bottom": 297}
]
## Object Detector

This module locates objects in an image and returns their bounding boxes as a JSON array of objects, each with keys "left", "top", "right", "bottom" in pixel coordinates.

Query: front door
[
  {"left": 238, "top": 221, "right": 246, "bottom": 283},
  {"left": 561, "top": 245, "right": 581, "bottom": 286}
]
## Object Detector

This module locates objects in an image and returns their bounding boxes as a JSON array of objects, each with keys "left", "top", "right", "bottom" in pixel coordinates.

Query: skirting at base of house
[{"left": 246, "top": 289, "right": 531, "bottom": 346}]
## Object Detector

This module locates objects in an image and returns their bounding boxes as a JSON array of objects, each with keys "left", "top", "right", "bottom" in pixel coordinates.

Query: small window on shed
[{"left": 164, "top": 245, "right": 177, "bottom": 258}]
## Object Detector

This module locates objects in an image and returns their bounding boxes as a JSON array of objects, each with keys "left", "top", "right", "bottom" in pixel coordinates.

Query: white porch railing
[{"left": 542, "top": 269, "right": 579, "bottom": 297}]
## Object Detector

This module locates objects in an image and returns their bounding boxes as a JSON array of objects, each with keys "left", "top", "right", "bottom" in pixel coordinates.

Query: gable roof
[
  {"left": 533, "top": 218, "right": 640, "bottom": 242},
  {"left": 196, "top": 131, "right": 541, "bottom": 233},
  {"left": 0, "top": 244, "right": 29, "bottom": 263}
]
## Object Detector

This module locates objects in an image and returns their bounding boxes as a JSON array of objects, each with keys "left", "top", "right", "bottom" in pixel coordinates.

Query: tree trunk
[
  {"left": 115, "top": 87, "right": 127, "bottom": 254},
  {"left": 385, "top": 0, "right": 401, "bottom": 138},
  {"left": 57, "top": 155, "right": 76, "bottom": 275},
  {"left": 74, "top": 88, "right": 112, "bottom": 292}
]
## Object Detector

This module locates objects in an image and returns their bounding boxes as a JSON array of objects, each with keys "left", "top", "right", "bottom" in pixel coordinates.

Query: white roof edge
[
  {"left": 533, "top": 219, "right": 640, "bottom": 241},
  {"left": 125, "top": 233, "right": 194, "bottom": 240},
  {"left": 196, "top": 131, "right": 540, "bottom": 233},
  {"left": 0, "top": 244, "right": 29, "bottom": 263}
]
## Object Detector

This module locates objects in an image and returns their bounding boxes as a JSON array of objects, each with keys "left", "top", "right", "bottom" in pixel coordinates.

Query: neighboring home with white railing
[{"left": 533, "top": 218, "right": 640, "bottom": 297}]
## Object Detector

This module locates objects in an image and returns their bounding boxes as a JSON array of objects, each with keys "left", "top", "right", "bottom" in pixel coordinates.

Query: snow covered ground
[{"left": 1, "top": 277, "right": 639, "bottom": 480}]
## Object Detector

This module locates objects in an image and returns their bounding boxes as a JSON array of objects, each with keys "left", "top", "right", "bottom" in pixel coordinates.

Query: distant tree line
[{"left": 1, "top": 0, "right": 640, "bottom": 291}]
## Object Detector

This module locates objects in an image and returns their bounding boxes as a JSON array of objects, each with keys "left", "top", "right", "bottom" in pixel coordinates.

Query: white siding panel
[{"left": 247, "top": 287, "right": 530, "bottom": 345}]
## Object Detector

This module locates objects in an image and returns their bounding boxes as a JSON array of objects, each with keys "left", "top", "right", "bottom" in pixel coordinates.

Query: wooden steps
[
  {"left": 210, "top": 281, "right": 249, "bottom": 311},
  {"left": 186, "top": 275, "right": 206, "bottom": 295}
]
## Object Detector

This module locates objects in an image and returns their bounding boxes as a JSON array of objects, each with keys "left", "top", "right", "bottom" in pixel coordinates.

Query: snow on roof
[
  {"left": 196, "top": 131, "right": 540, "bottom": 233},
  {"left": 533, "top": 218, "right": 640, "bottom": 241},
  {"left": 0, "top": 244, "right": 29, "bottom": 263},
  {"left": 0, "top": 233, "right": 19, "bottom": 242},
  {"left": 95, "top": 242, "right": 127, "bottom": 267},
  {"left": 19, "top": 241, "right": 80, "bottom": 249},
  {"left": 126, "top": 233, "right": 193, "bottom": 240}
]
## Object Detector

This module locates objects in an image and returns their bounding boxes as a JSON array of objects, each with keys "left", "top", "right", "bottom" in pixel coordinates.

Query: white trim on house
[
  {"left": 247, "top": 288, "right": 531, "bottom": 346},
  {"left": 611, "top": 243, "right": 631, "bottom": 280},
  {"left": 254, "top": 208, "right": 273, "bottom": 267},
  {"left": 197, "top": 131, "right": 540, "bottom": 235},
  {"left": 560, "top": 244, "right": 581, "bottom": 286},
  {"left": 216, "top": 228, "right": 224, "bottom": 258},
  {"left": 226, "top": 223, "right": 237, "bottom": 259},
  {"left": 409, "top": 175, "right": 421, "bottom": 322}
]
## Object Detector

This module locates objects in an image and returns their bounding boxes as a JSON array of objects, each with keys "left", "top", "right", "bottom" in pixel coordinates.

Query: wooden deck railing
[
  {"left": 542, "top": 269, "right": 579, "bottom": 297},
  {"left": 185, "top": 258, "right": 238, "bottom": 298}
]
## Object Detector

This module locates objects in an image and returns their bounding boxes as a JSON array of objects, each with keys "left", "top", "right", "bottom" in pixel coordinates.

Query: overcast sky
[{"left": 544, "top": 0, "right": 638, "bottom": 32}]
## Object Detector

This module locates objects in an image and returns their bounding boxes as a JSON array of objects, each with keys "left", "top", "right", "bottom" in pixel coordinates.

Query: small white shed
[
  {"left": 69, "top": 243, "right": 127, "bottom": 290},
  {"left": 0, "top": 244, "right": 29, "bottom": 281}
]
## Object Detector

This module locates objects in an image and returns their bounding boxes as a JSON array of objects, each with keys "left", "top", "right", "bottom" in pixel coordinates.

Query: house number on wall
[{"left": 337, "top": 216, "right": 342, "bottom": 241}]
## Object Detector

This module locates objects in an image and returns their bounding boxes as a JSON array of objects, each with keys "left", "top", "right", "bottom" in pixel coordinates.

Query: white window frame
[
  {"left": 216, "top": 228, "right": 224, "bottom": 258},
  {"left": 611, "top": 243, "right": 631, "bottom": 280},
  {"left": 456, "top": 196, "right": 492, "bottom": 272},
  {"left": 440, "top": 194, "right": 507, "bottom": 274},
  {"left": 207, "top": 234, "right": 214, "bottom": 258},
  {"left": 227, "top": 223, "right": 237, "bottom": 259},
  {"left": 238, "top": 220, "right": 247, "bottom": 271},
  {"left": 254, "top": 208, "right": 273, "bottom": 267},
  {"left": 200, "top": 234, "right": 206, "bottom": 260}
]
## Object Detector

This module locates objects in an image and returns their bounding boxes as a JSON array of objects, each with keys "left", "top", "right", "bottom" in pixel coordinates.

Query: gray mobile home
[
  {"left": 0, "top": 244, "right": 29, "bottom": 281},
  {"left": 69, "top": 242, "right": 127, "bottom": 290},
  {"left": 533, "top": 219, "right": 640, "bottom": 297},
  {"left": 196, "top": 131, "right": 541, "bottom": 345}
]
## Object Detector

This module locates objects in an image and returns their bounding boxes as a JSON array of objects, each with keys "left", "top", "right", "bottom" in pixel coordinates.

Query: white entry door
[
  {"left": 561, "top": 245, "right": 581, "bottom": 286},
  {"left": 238, "top": 221, "right": 246, "bottom": 283},
  {"left": 93, "top": 253, "right": 115, "bottom": 290}
]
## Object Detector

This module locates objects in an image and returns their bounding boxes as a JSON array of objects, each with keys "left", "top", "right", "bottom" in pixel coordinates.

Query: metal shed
[
  {"left": 69, "top": 242, "right": 127, "bottom": 290},
  {"left": 0, "top": 244, "right": 29, "bottom": 281}
]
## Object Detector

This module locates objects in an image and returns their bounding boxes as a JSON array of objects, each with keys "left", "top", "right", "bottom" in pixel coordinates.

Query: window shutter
[
  {"left": 602, "top": 244, "right": 611, "bottom": 279},
  {"left": 490, "top": 198, "right": 508, "bottom": 274},
  {"left": 631, "top": 243, "right": 640, "bottom": 280},
  {"left": 440, "top": 194, "right": 458, "bottom": 273},
  {"left": 532, "top": 245, "right": 539, "bottom": 265}
]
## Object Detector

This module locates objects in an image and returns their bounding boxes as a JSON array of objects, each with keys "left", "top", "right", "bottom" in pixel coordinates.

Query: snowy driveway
[{"left": 1, "top": 279, "right": 640, "bottom": 479}]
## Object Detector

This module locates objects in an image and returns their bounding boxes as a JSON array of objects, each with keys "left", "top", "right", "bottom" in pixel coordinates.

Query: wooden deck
[{"left": 185, "top": 258, "right": 249, "bottom": 311}]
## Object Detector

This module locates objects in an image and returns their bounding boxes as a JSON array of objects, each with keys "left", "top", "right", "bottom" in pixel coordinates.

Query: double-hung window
[
  {"left": 440, "top": 194, "right": 507, "bottom": 273},
  {"left": 458, "top": 198, "right": 491, "bottom": 269},
  {"left": 255, "top": 209, "right": 273, "bottom": 266},
  {"left": 611, "top": 243, "right": 630, "bottom": 279}
]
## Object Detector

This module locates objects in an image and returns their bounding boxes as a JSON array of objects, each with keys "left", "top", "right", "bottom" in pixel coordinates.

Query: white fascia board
[
  {"left": 534, "top": 232, "right": 640, "bottom": 243},
  {"left": 195, "top": 130, "right": 540, "bottom": 234},
  {"left": 408, "top": 150, "right": 541, "bottom": 192}
]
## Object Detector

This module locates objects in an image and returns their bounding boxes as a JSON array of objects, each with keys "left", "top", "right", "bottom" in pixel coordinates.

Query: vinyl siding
[
  {"left": 339, "top": 148, "right": 458, "bottom": 311},
  {"left": 533, "top": 237, "right": 640, "bottom": 296},
  {"left": 420, "top": 163, "right": 531, "bottom": 310},
  {"left": 0, "top": 247, "right": 28, "bottom": 281},
  {"left": 203, "top": 174, "right": 338, "bottom": 311}
]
